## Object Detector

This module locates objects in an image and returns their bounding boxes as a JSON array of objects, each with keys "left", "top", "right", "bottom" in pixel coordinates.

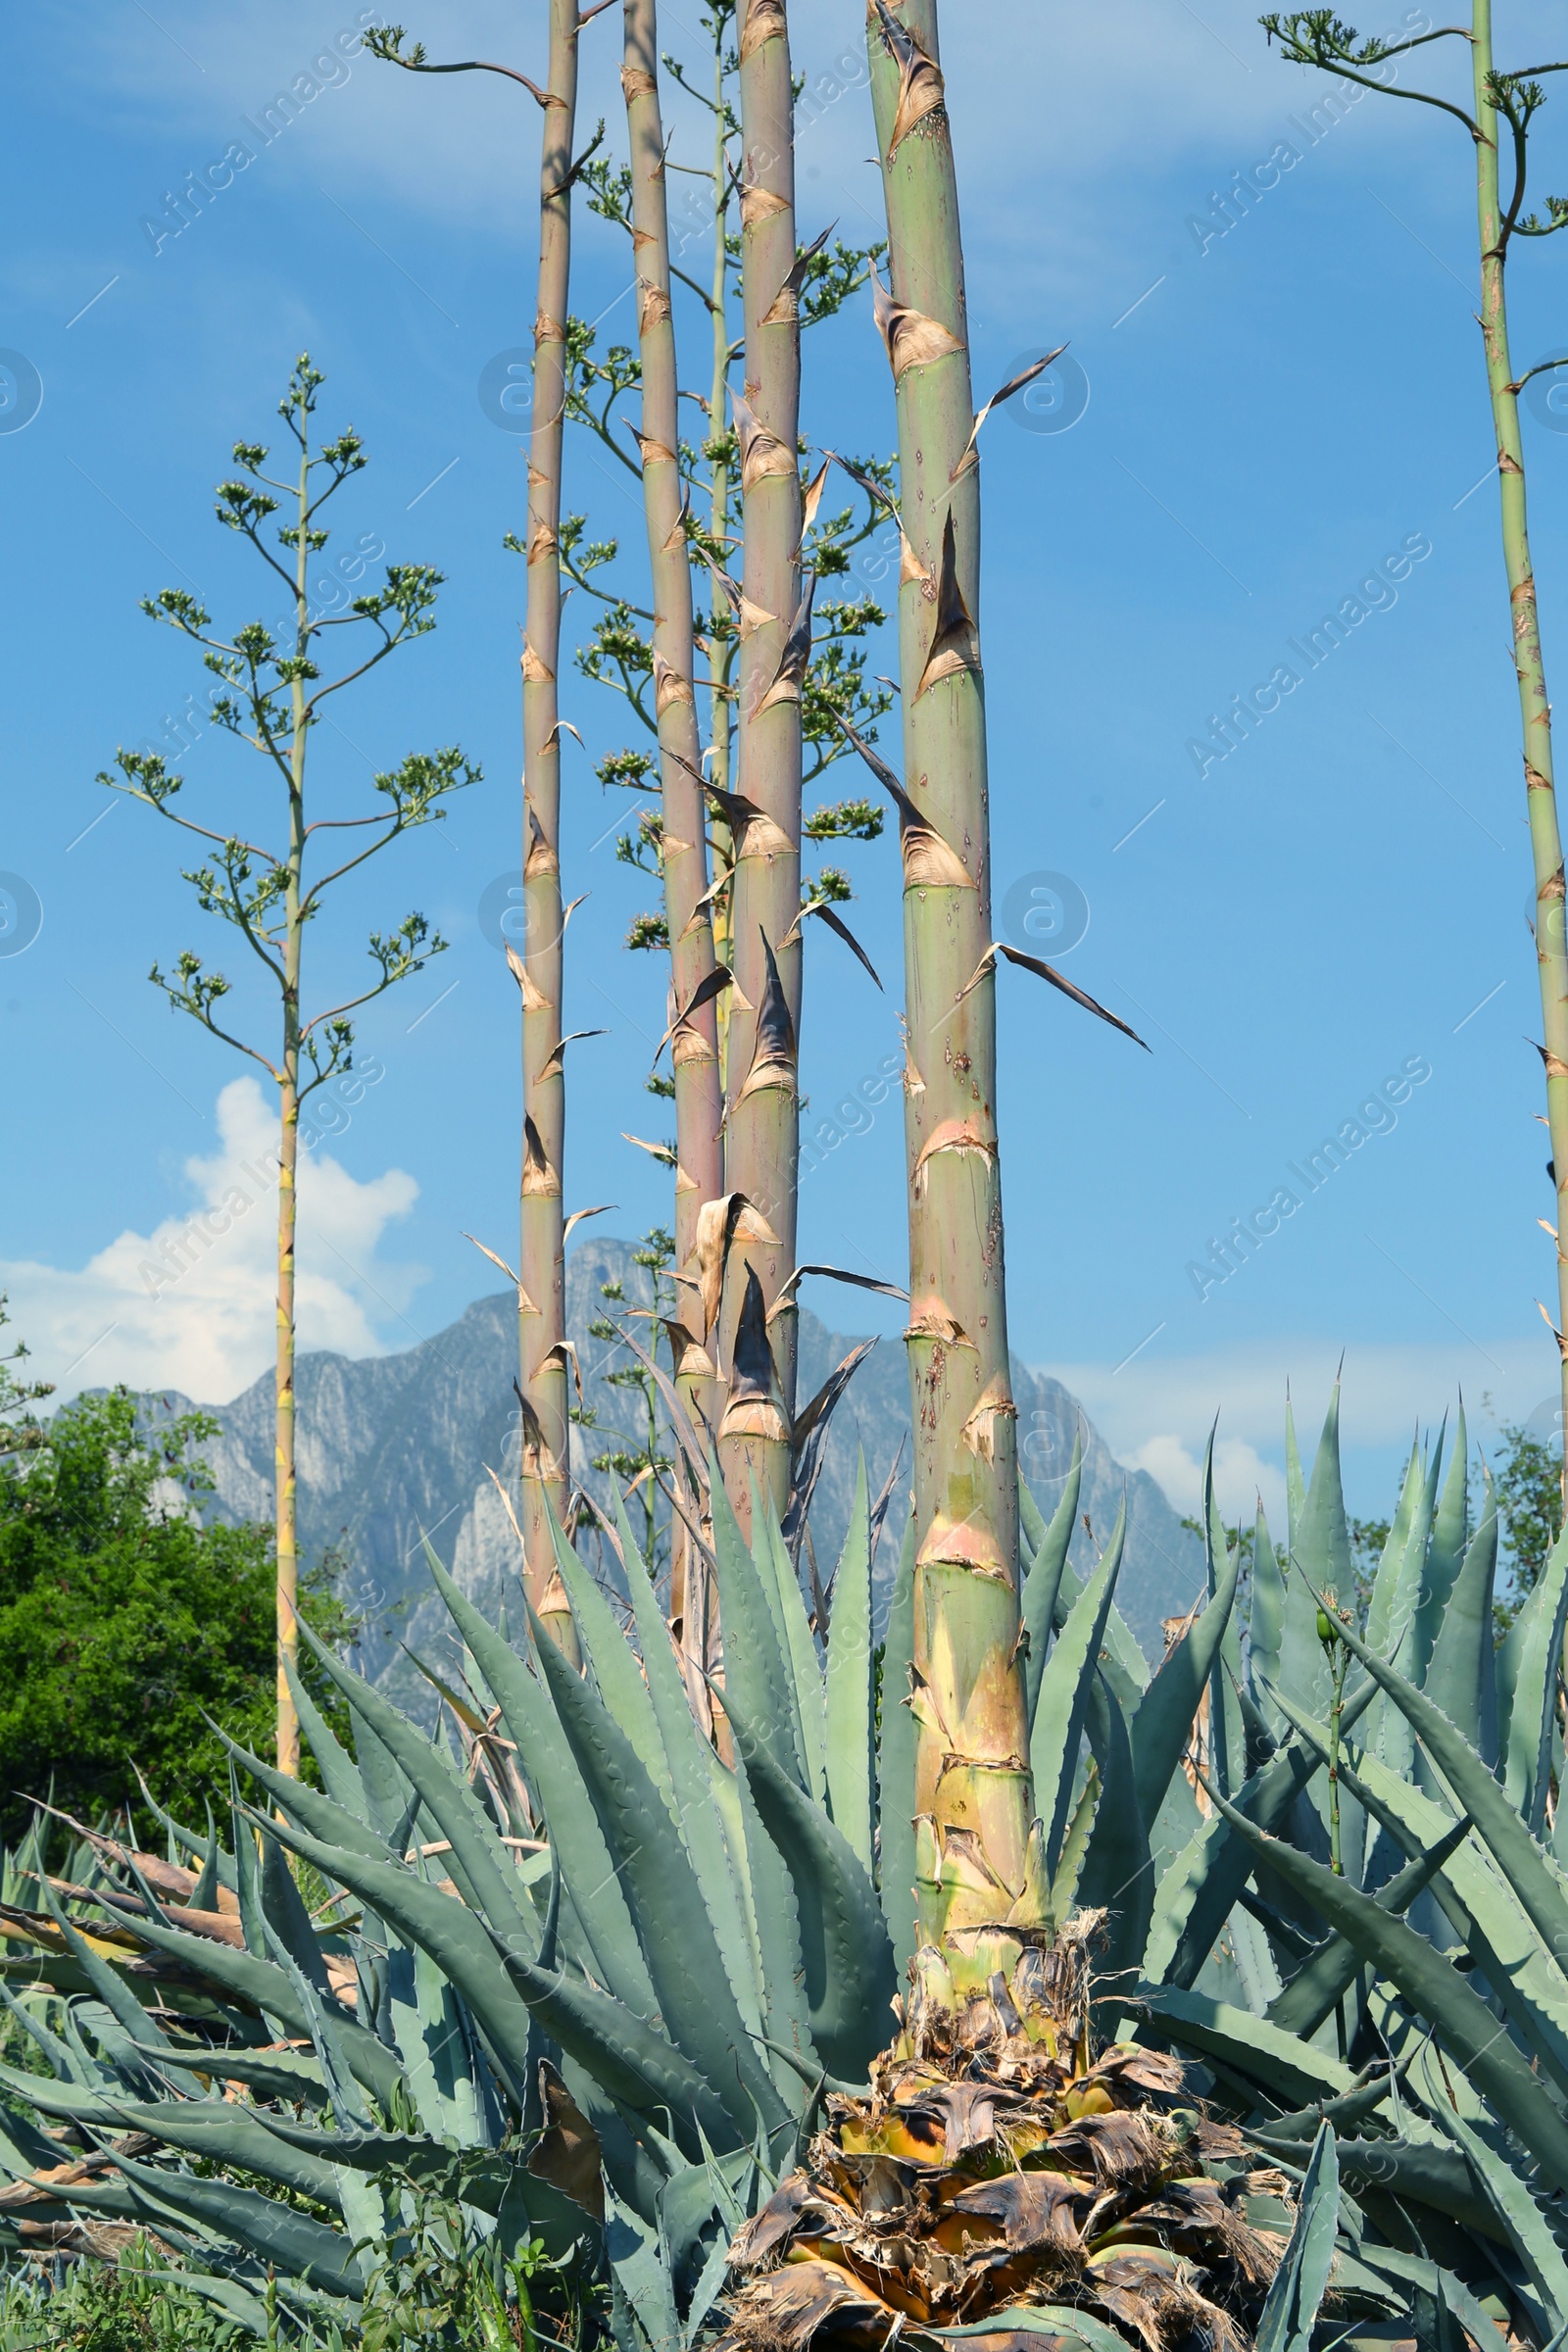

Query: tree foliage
[{"left": 0, "top": 1384, "right": 357, "bottom": 1838}]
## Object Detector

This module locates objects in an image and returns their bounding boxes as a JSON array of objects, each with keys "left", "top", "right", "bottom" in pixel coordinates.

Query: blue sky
[{"left": 4, "top": 0, "right": 1564, "bottom": 1527}]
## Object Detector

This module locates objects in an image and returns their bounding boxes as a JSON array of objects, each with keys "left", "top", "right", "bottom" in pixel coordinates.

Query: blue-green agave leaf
[
  {"left": 723, "top": 1685, "right": 898, "bottom": 2082},
  {"left": 823, "top": 1452, "right": 875, "bottom": 1876},
  {"left": 1423, "top": 1481, "right": 1498, "bottom": 1761},
  {"left": 1201, "top": 1776, "right": 1568, "bottom": 2183},
  {"left": 876, "top": 1513, "right": 918, "bottom": 1976},
  {"left": 524, "top": 1593, "right": 788, "bottom": 2135},
  {"left": 295, "top": 1598, "right": 538, "bottom": 1956},
  {"left": 424, "top": 1546, "right": 658, "bottom": 2019},
  {"left": 1263, "top": 1813, "right": 1470, "bottom": 2037},
  {"left": 1033, "top": 1504, "right": 1125, "bottom": 1877},
  {"left": 282, "top": 1651, "right": 368, "bottom": 1826},
  {"left": 113, "top": 2151, "right": 367, "bottom": 2300},
  {"left": 710, "top": 1467, "right": 806, "bottom": 1788},
  {"left": 1079, "top": 1672, "right": 1153, "bottom": 1983},
  {"left": 1129, "top": 1489, "right": 1240, "bottom": 1831},
  {"left": 1254, "top": 2122, "right": 1340, "bottom": 2352},
  {"left": 1303, "top": 1591, "right": 1568, "bottom": 2000},
  {"left": 1430, "top": 2099, "right": 1568, "bottom": 2328},
  {"left": 614, "top": 1494, "right": 762, "bottom": 2047},
  {"left": 1020, "top": 1440, "right": 1083, "bottom": 1733}
]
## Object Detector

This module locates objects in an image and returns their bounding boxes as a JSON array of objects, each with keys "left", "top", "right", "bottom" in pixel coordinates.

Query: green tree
[
  {"left": 1490, "top": 1415, "right": 1562, "bottom": 1621},
  {"left": 0, "top": 1295, "right": 51, "bottom": 1463},
  {"left": 0, "top": 1383, "right": 356, "bottom": 1841}
]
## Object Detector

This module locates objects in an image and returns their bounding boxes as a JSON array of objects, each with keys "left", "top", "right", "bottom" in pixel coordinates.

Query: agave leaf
[
  {"left": 295, "top": 1598, "right": 539, "bottom": 1957},
  {"left": 876, "top": 1513, "right": 918, "bottom": 1973},
  {"left": 282, "top": 1651, "right": 369, "bottom": 1826},
  {"left": 548, "top": 1511, "right": 674, "bottom": 1821},
  {"left": 254, "top": 1797, "right": 740, "bottom": 2159},
  {"left": 1263, "top": 1814, "right": 1470, "bottom": 2037},
  {"left": 265, "top": 1921, "right": 375, "bottom": 2130},
  {"left": 349, "top": 1709, "right": 414, "bottom": 1844},
  {"left": 524, "top": 1593, "right": 788, "bottom": 2135},
  {"left": 1053, "top": 1552, "right": 1149, "bottom": 1710},
  {"left": 1200, "top": 1776, "right": 1568, "bottom": 2183},
  {"left": 1285, "top": 1391, "right": 1306, "bottom": 1547},
  {"left": 72, "top": 1891, "right": 404, "bottom": 2109},
  {"left": 388, "top": 1939, "right": 466, "bottom": 2145},
  {"left": 1049, "top": 1762, "right": 1100, "bottom": 1931},
  {"left": 1018, "top": 1471, "right": 1045, "bottom": 1563},
  {"left": 1430, "top": 2098, "right": 1568, "bottom": 2328},
  {"left": 254, "top": 2113, "right": 464, "bottom": 2180},
  {"left": 1254, "top": 2122, "right": 1339, "bottom": 2352},
  {"left": 1249, "top": 1503, "right": 1287, "bottom": 1735},
  {"left": 563, "top": 2051, "right": 674, "bottom": 2225},
  {"left": 1364, "top": 1435, "right": 1443, "bottom": 1806},
  {"left": 1135, "top": 1984, "right": 1356, "bottom": 2109},
  {"left": 974, "top": 2312, "right": 1129, "bottom": 2352},
  {"left": 1277, "top": 1390, "right": 1355, "bottom": 1727},
  {"left": 1202, "top": 1452, "right": 1248, "bottom": 1801},
  {"left": 147, "top": 2038, "right": 327, "bottom": 2103},
  {"left": 1423, "top": 1481, "right": 1499, "bottom": 1760},
  {"left": 1129, "top": 1483, "right": 1240, "bottom": 1831},
  {"left": 1363, "top": 1434, "right": 1425, "bottom": 1660},
  {"left": 1416, "top": 1405, "right": 1470, "bottom": 1675},
  {"left": 423, "top": 1547, "right": 658, "bottom": 2020},
  {"left": 614, "top": 1494, "right": 763, "bottom": 2046},
  {"left": 723, "top": 1685, "right": 899, "bottom": 2082},
  {"left": 258, "top": 1829, "right": 337, "bottom": 2003},
  {"left": 1282, "top": 1706, "right": 1568, "bottom": 2095},
  {"left": 113, "top": 2150, "right": 367, "bottom": 2299},
  {"left": 757, "top": 1485, "right": 827, "bottom": 1804},
  {"left": 237, "top": 1801, "right": 533, "bottom": 2109},
  {"left": 1142, "top": 1740, "right": 1322, "bottom": 1988},
  {"left": 106, "top": 2093, "right": 348, "bottom": 2209},
  {"left": 1301, "top": 1586, "right": 1568, "bottom": 1999},
  {"left": 722, "top": 1734, "right": 817, "bottom": 2088},
  {"left": 0, "top": 2054, "right": 123, "bottom": 2128},
  {"left": 1033, "top": 1504, "right": 1125, "bottom": 1877},
  {"left": 1250, "top": 2131, "right": 1501, "bottom": 2243},
  {"left": 1261, "top": 2063, "right": 1409, "bottom": 2138},
  {"left": 710, "top": 1466, "right": 806, "bottom": 1788},
  {"left": 823, "top": 1453, "right": 875, "bottom": 1875},
  {"left": 34, "top": 1882, "right": 170, "bottom": 2077},
  {"left": 1019, "top": 1440, "right": 1083, "bottom": 1731},
  {"left": 1354, "top": 2248, "right": 1510, "bottom": 2352},
  {"left": 1505, "top": 1520, "right": 1568, "bottom": 1836},
  {"left": 213, "top": 1726, "right": 397, "bottom": 1869},
  {"left": 1079, "top": 1673, "right": 1153, "bottom": 1983},
  {"left": 606, "top": 2185, "right": 682, "bottom": 2352}
]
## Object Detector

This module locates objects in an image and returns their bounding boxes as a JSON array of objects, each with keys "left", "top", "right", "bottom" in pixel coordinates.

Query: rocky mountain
[{"left": 177, "top": 1238, "right": 1203, "bottom": 1713}]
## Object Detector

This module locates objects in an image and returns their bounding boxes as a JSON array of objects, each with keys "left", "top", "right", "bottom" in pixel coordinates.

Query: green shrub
[{"left": 0, "top": 1386, "right": 355, "bottom": 1838}]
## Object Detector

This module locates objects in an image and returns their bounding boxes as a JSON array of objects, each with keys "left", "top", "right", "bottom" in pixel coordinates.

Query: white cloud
[
  {"left": 1125, "top": 1431, "right": 1288, "bottom": 1527},
  {"left": 2, "top": 1077, "right": 423, "bottom": 1406}
]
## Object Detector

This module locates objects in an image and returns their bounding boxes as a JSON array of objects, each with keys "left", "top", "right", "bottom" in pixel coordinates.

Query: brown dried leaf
[
  {"left": 505, "top": 943, "right": 551, "bottom": 1013},
  {"left": 871, "top": 264, "right": 963, "bottom": 380}
]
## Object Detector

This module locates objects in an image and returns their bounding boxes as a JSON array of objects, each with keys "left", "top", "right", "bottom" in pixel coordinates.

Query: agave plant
[{"left": 9, "top": 1391, "right": 1568, "bottom": 2351}]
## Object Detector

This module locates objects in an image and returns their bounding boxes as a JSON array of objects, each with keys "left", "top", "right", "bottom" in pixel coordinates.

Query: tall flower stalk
[
  {"left": 515, "top": 0, "right": 587, "bottom": 1642},
  {"left": 101, "top": 361, "right": 472, "bottom": 1775},
  {"left": 717, "top": 0, "right": 808, "bottom": 1529},
  {"left": 369, "top": 12, "right": 605, "bottom": 1646},
  {"left": 618, "top": 0, "right": 729, "bottom": 1677},
  {"left": 862, "top": 0, "right": 1036, "bottom": 1959},
  {"left": 1260, "top": 3, "right": 1568, "bottom": 1496}
]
